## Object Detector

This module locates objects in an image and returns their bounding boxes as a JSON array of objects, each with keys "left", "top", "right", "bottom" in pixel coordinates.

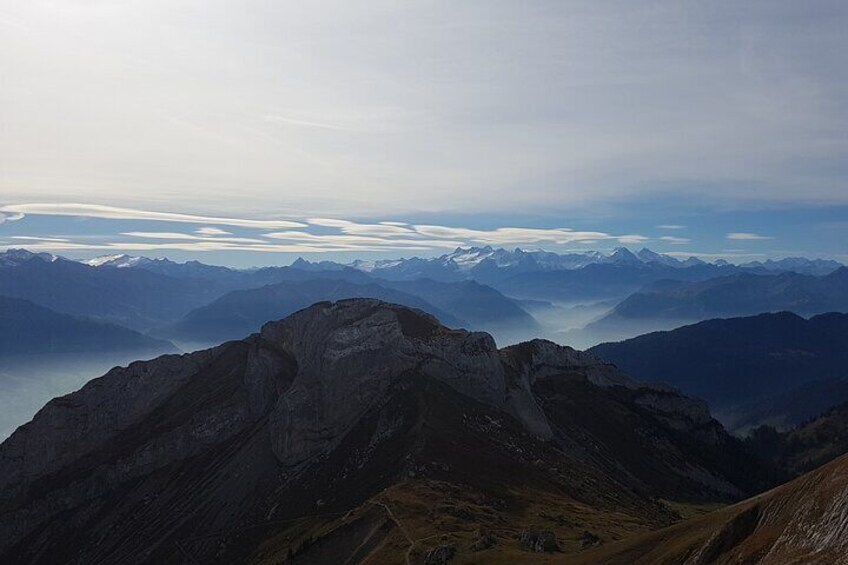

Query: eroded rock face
[
  {"left": 261, "top": 300, "right": 549, "bottom": 465},
  {"left": 0, "top": 348, "right": 219, "bottom": 489}
]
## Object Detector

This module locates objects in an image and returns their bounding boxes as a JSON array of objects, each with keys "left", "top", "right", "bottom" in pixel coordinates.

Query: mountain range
[
  {"left": 0, "top": 250, "right": 232, "bottom": 331},
  {"left": 590, "top": 311, "right": 848, "bottom": 415},
  {"left": 155, "top": 278, "right": 465, "bottom": 346},
  {"left": 584, "top": 268, "right": 848, "bottom": 342},
  {"left": 0, "top": 295, "right": 174, "bottom": 358},
  {"left": 0, "top": 300, "right": 778, "bottom": 564}
]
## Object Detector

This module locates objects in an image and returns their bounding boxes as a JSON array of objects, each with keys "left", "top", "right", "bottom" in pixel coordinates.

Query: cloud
[
  {"left": 659, "top": 236, "right": 691, "bottom": 245},
  {"left": 666, "top": 251, "right": 767, "bottom": 261},
  {"left": 0, "top": 204, "right": 306, "bottom": 229},
  {"left": 0, "top": 212, "right": 25, "bottom": 224},
  {"left": 195, "top": 227, "right": 232, "bottom": 236},
  {"left": 10, "top": 236, "right": 70, "bottom": 242},
  {"left": 726, "top": 232, "right": 774, "bottom": 241},
  {"left": 3, "top": 210, "right": 656, "bottom": 258},
  {"left": 411, "top": 225, "right": 620, "bottom": 245},
  {"left": 121, "top": 231, "right": 268, "bottom": 244},
  {"left": 307, "top": 218, "right": 417, "bottom": 237},
  {"left": 617, "top": 235, "right": 649, "bottom": 244},
  {"left": 264, "top": 230, "right": 461, "bottom": 249},
  {"left": 0, "top": 239, "right": 446, "bottom": 255},
  {"left": 656, "top": 225, "right": 686, "bottom": 230}
]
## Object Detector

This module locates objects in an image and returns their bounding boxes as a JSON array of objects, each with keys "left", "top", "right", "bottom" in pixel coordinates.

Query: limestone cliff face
[
  {"left": 0, "top": 299, "right": 767, "bottom": 564},
  {"left": 261, "top": 300, "right": 562, "bottom": 465}
]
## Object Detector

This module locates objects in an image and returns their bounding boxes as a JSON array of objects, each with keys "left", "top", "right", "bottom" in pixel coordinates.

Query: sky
[{"left": 1, "top": 1, "right": 847, "bottom": 267}]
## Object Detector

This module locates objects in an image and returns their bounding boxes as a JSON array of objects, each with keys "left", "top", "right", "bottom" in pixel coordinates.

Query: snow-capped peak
[
  {"left": 0, "top": 248, "right": 59, "bottom": 266},
  {"left": 84, "top": 254, "right": 144, "bottom": 268}
]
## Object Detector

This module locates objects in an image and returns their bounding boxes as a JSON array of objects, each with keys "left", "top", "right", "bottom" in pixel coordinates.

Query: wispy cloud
[
  {"left": 656, "top": 225, "right": 686, "bottom": 230},
  {"left": 726, "top": 232, "right": 774, "bottom": 241},
  {"left": 308, "top": 218, "right": 418, "bottom": 237},
  {"left": 659, "top": 236, "right": 691, "bottom": 245},
  {"left": 121, "top": 231, "right": 269, "bottom": 244},
  {"left": 264, "top": 230, "right": 460, "bottom": 249},
  {"left": 0, "top": 212, "right": 25, "bottom": 224},
  {"left": 195, "top": 227, "right": 232, "bottom": 236},
  {"left": 411, "top": 225, "right": 623, "bottom": 245},
  {"left": 10, "top": 236, "right": 70, "bottom": 243},
  {"left": 617, "top": 234, "right": 649, "bottom": 244},
  {"left": 666, "top": 251, "right": 767, "bottom": 261},
  {"left": 0, "top": 203, "right": 306, "bottom": 229}
]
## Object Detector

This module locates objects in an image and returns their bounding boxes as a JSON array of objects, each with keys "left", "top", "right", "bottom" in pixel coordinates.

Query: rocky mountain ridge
[{"left": 0, "top": 299, "right": 771, "bottom": 563}]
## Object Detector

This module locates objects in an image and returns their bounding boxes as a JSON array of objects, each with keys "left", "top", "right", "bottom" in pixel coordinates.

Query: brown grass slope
[{"left": 573, "top": 452, "right": 848, "bottom": 565}]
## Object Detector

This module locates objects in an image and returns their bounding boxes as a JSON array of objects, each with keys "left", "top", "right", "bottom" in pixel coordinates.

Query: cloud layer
[
  {"left": 2, "top": 1, "right": 847, "bottom": 217},
  {"left": 0, "top": 202, "right": 661, "bottom": 255}
]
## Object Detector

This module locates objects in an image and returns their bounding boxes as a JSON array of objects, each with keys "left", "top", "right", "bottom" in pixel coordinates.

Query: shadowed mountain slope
[
  {"left": 0, "top": 295, "right": 175, "bottom": 357},
  {"left": 590, "top": 312, "right": 848, "bottom": 415}
]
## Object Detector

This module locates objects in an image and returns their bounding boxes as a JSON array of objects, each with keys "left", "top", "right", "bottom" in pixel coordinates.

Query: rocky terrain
[{"left": 0, "top": 299, "right": 774, "bottom": 564}]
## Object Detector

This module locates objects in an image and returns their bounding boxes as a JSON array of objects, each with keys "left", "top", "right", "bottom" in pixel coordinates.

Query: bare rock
[{"left": 519, "top": 528, "right": 559, "bottom": 552}]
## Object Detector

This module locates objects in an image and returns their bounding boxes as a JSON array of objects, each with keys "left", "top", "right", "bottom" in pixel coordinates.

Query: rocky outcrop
[
  {"left": 423, "top": 543, "right": 456, "bottom": 564},
  {"left": 519, "top": 528, "right": 558, "bottom": 552}
]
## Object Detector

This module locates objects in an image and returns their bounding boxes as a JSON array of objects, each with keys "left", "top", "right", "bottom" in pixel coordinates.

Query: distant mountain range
[
  {"left": 70, "top": 246, "right": 846, "bottom": 316},
  {"left": 156, "top": 279, "right": 463, "bottom": 345},
  {"left": 590, "top": 311, "right": 848, "bottom": 425},
  {"left": 582, "top": 267, "right": 848, "bottom": 342},
  {"left": 0, "top": 296, "right": 174, "bottom": 358},
  {"left": 0, "top": 300, "right": 777, "bottom": 563},
  {"left": 157, "top": 276, "right": 541, "bottom": 347},
  {"left": 0, "top": 250, "right": 231, "bottom": 331},
  {"left": 347, "top": 245, "right": 842, "bottom": 280},
  {"left": 0, "top": 294, "right": 178, "bottom": 440}
]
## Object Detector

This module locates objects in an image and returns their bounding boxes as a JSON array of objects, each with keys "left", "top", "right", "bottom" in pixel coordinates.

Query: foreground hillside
[
  {"left": 574, "top": 452, "right": 848, "bottom": 565},
  {"left": 0, "top": 299, "right": 773, "bottom": 564}
]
